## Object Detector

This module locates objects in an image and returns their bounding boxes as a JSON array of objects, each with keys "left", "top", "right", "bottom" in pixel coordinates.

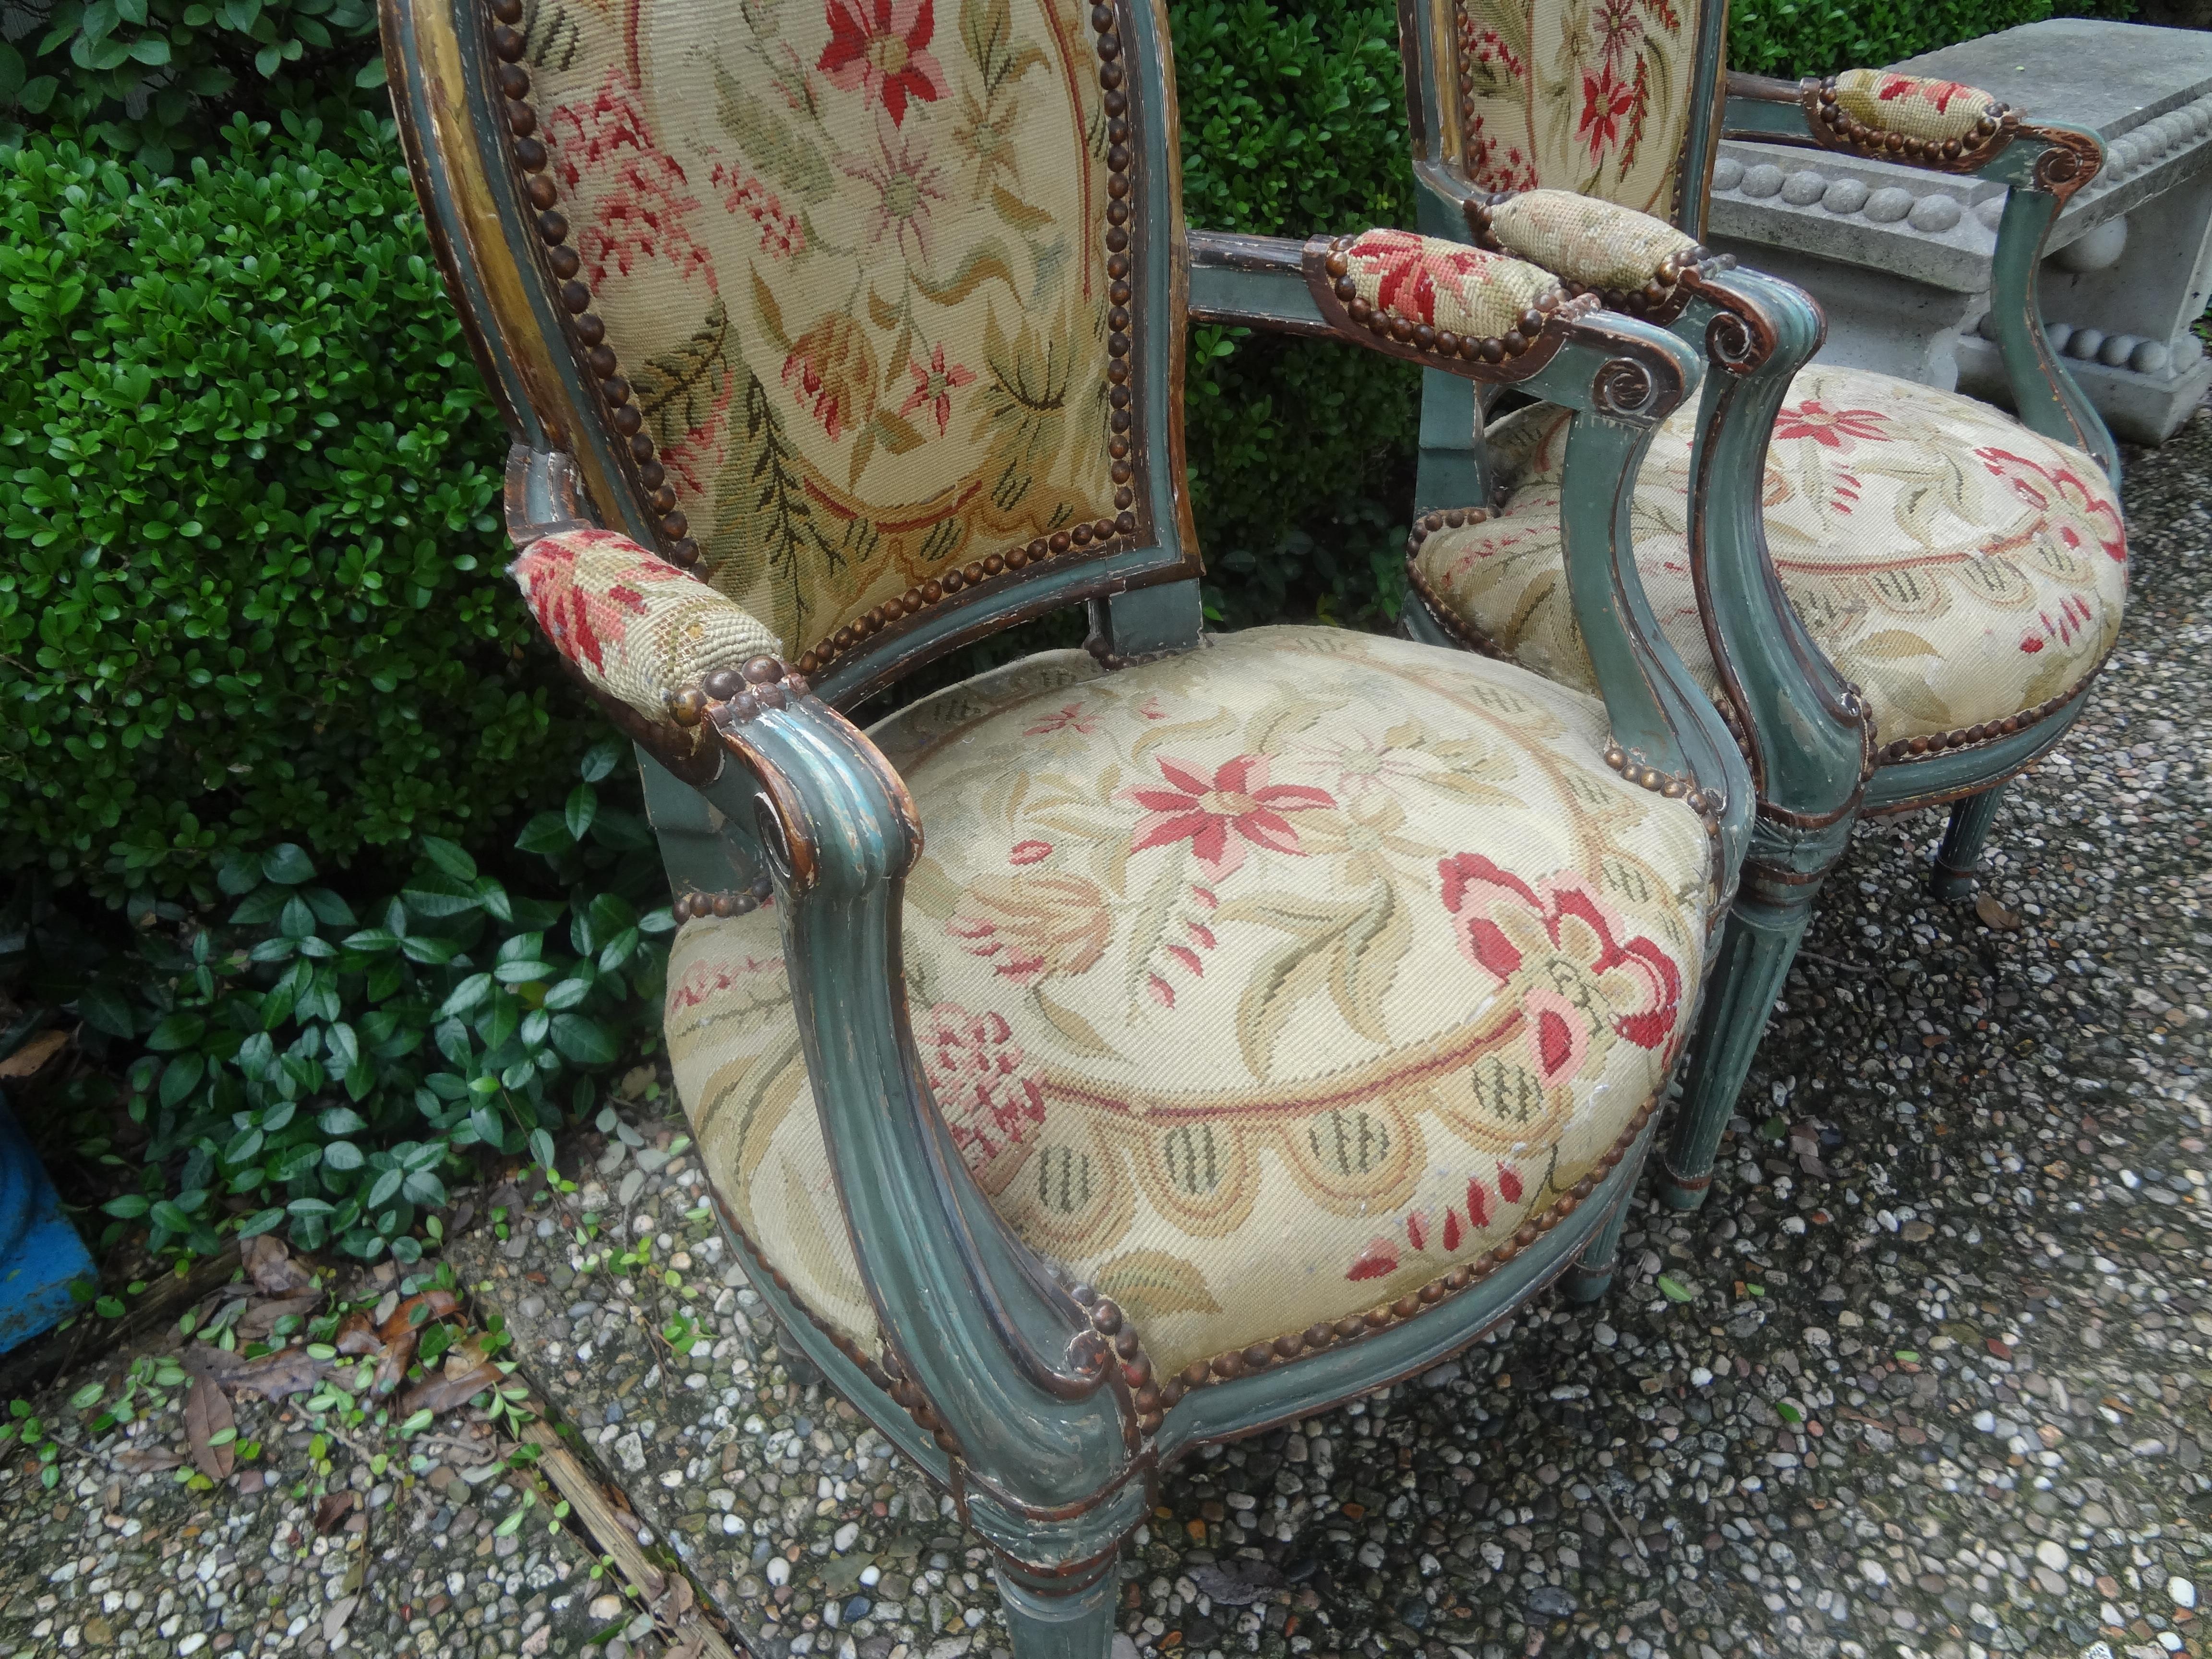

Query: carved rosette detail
[
  {"left": 792, "top": 0, "right": 1149, "bottom": 685},
  {"left": 1592, "top": 357, "right": 1659, "bottom": 421},
  {"left": 1703, "top": 307, "right": 1774, "bottom": 376},
  {"left": 2025, "top": 124, "right": 2105, "bottom": 204}
]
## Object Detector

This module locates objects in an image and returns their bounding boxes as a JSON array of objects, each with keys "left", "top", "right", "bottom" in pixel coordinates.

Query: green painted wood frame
[
  {"left": 381, "top": 0, "right": 1752, "bottom": 1646},
  {"left": 1388, "top": 1, "right": 2126, "bottom": 1214}
]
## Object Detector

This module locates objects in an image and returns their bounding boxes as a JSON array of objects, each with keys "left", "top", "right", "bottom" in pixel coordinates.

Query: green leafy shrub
[
  {"left": 1731, "top": 0, "right": 2135, "bottom": 79},
  {"left": 0, "top": 0, "right": 384, "bottom": 172},
  {"left": 72, "top": 741, "right": 672, "bottom": 1263},
  {"left": 1170, "top": 0, "right": 1420, "bottom": 631},
  {"left": 0, "top": 120, "right": 603, "bottom": 902}
]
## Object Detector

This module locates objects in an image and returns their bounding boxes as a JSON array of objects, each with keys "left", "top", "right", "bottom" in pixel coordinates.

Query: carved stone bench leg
[
  {"left": 996, "top": 1554, "right": 1121, "bottom": 1659},
  {"left": 1931, "top": 783, "right": 2007, "bottom": 901}
]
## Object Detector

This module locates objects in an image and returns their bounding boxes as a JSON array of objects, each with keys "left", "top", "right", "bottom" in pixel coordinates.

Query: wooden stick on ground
[{"left": 517, "top": 1417, "right": 743, "bottom": 1659}]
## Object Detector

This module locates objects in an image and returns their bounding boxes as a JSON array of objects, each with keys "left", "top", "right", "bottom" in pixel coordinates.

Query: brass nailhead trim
[
  {"left": 714, "top": 1196, "right": 895, "bottom": 1395},
  {"left": 1462, "top": 192, "right": 1735, "bottom": 324},
  {"left": 482, "top": 0, "right": 700, "bottom": 575},
  {"left": 1068, "top": 1283, "right": 1166, "bottom": 1437},
  {"left": 793, "top": 0, "right": 1147, "bottom": 684},
  {"left": 1808, "top": 79, "right": 2017, "bottom": 167},
  {"left": 1876, "top": 659, "right": 2104, "bottom": 765},
  {"left": 1322, "top": 235, "right": 1589, "bottom": 364},
  {"left": 1156, "top": 1105, "right": 1649, "bottom": 1409},
  {"left": 671, "top": 878, "right": 774, "bottom": 925}
]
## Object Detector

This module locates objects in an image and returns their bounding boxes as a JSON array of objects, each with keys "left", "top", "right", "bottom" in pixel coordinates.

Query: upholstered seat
[
  {"left": 1411, "top": 364, "right": 2127, "bottom": 747},
  {"left": 666, "top": 626, "right": 1717, "bottom": 1378}
]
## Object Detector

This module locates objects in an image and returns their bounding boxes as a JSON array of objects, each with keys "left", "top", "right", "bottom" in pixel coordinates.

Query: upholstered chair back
[
  {"left": 1407, "top": 0, "right": 1728, "bottom": 230},
  {"left": 400, "top": 0, "right": 1190, "bottom": 694}
]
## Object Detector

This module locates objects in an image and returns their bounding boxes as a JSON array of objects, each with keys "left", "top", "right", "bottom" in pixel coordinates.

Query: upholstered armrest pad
[
  {"left": 512, "top": 527, "right": 782, "bottom": 722},
  {"left": 1813, "top": 68, "right": 2010, "bottom": 159},
  {"left": 1316, "top": 228, "right": 1567, "bottom": 352},
  {"left": 1479, "top": 191, "right": 1699, "bottom": 294}
]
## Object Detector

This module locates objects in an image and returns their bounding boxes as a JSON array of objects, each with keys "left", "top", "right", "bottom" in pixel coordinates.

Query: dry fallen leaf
[
  {"left": 203, "top": 1345, "right": 332, "bottom": 1402},
  {"left": 315, "top": 1491, "right": 357, "bottom": 1534},
  {"left": 378, "top": 1288, "right": 459, "bottom": 1342},
  {"left": 236, "top": 1293, "right": 323, "bottom": 1343},
  {"left": 241, "top": 1235, "right": 318, "bottom": 1297},
  {"left": 333, "top": 1311, "right": 381, "bottom": 1357},
  {"left": 372, "top": 1330, "right": 418, "bottom": 1398},
  {"left": 0, "top": 1029, "right": 69, "bottom": 1081},
  {"left": 1974, "top": 892, "right": 2021, "bottom": 931},
  {"left": 396, "top": 1361, "right": 505, "bottom": 1418},
  {"left": 115, "top": 1445, "right": 185, "bottom": 1475},
  {"left": 180, "top": 1351, "right": 236, "bottom": 1482},
  {"left": 320, "top": 1593, "right": 359, "bottom": 1640},
  {"left": 652, "top": 1573, "right": 696, "bottom": 1621}
]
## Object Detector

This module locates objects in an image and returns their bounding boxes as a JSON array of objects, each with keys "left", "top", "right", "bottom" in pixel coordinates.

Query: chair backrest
[
  {"left": 1399, "top": 0, "right": 1729, "bottom": 233},
  {"left": 382, "top": 0, "right": 1197, "bottom": 702}
]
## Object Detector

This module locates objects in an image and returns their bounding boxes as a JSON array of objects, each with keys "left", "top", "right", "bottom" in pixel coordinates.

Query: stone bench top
[{"left": 1711, "top": 19, "right": 2212, "bottom": 290}]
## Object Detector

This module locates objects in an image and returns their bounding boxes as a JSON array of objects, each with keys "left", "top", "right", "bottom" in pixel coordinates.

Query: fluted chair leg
[
  {"left": 1658, "top": 858, "right": 1836, "bottom": 1211},
  {"left": 1931, "top": 784, "right": 2007, "bottom": 901},
  {"left": 1563, "top": 1186, "right": 1637, "bottom": 1303},
  {"left": 996, "top": 1555, "right": 1121, "bottom": 1659}
]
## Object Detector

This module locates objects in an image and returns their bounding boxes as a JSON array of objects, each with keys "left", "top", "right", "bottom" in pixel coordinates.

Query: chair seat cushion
[
  {"left": 665, "top": 627, "right": 1718, "bottom": 1380},
  {"left": 1410, "top": 363, "right": 2127, "bottom": 749}
]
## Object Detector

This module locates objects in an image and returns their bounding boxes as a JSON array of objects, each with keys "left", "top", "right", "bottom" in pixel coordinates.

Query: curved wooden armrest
[{"left": 505, "top": 512, "right": 1145, "bottom": 1553}]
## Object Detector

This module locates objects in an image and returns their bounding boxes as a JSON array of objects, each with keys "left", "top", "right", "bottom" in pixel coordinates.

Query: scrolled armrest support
[{"left": 507, "top": 514, "right": 1148, "bottom": 1564}]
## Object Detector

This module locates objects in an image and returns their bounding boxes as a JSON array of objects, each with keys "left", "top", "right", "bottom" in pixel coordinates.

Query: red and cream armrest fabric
[
  {"left": 1475, "top": 190, "right": 1704, "bottom": 295},
  {"left": 1320, "top": 228, "right": 1569, "bottom": 352},
  {"left": 512, "top": 528, "right": 781, "bottom": 723},
  {"left": 1810, "top": 69, "right": 2011, "bottom": 161}
]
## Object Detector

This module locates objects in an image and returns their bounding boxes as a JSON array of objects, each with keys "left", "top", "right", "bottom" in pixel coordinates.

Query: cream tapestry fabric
[
  {"left": 1486, "top": 188, "right": 1697, "bottom": 291},
  {"left": 513, "top": 528, "right": 782, "bottom": 719},
  {"left": 1829, "top": 69, "right": 1999, "bottom": 145},
  {"left": 1336, "top": 229, "right": 1560, "bottom": 338},
  {"left": 1411, "top": 363, "right": 2128, "bottom": 745},
  {"left": 1450, "top": 0, "right": 1709, "bottom": 216},
  {"left": 665, "top": 628, "right": 1717, "bottom": 1375},
  {"left": 526, "top": 0, "right": 1121, "bottom": 657}
]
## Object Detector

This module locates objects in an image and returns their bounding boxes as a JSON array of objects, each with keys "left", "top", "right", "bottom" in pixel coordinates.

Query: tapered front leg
[
  {"left": 1563, "top": 1184, "right": 1638, "bottom": 1304},
  {"left": 1659, "top": 816, "right": 1854, "bottom": 1211},
  {"left": 1931, "top": 784, "right": 2007, "bottom": 902},
  {"left": 996, "top": 1555, "right": 1122, "bottom": 1659}
]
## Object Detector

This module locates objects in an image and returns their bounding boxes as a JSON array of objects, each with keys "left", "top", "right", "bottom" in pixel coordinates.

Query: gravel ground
[{"left": 3, "top": 407, "right": 2209, "bottom": 1659}]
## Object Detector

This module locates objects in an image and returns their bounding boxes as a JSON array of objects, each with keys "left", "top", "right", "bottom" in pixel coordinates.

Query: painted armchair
[
  {"left": 1390, "top": 0, "right": 2129, "bottom": 1213},
  {"left": 379, "top": 0, "right": 1750, "bottom": 1647}
]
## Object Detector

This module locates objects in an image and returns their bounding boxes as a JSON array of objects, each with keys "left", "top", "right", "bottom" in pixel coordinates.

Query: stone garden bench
[{"left": 1707, "top": 18, "right": 2212, "bottom": 444}]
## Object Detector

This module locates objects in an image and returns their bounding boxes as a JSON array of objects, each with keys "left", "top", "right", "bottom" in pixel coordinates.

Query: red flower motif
[
  {"left": 1976, "top": 447, "right": 2127, "bottom": 565},
  {"left": 544, "top": 74, "right": 711, "bottom": 289},
  {"left": 2020, "top": 635, "right": 2044, "bottom": 654},
  {"left": 1577, "top": 65, "right": 1636, "bottom": 161},
  {"left": 1406, "top": 1211, "right": 1429, "bottom": 1252},
  {"left": 818, "top": 0, "right": 946, "bottom": 126},
  {"left": 1465, "top": 1176, "right": 1491, "bottom": 1229},
  {"left": 1497, "top": 1165, "right": 1523, "bottom": 1204},
  {"left": 1877, "top": 73, "right": 1972, "bottom": 114},
  {"left": 899, "top": 344, "right": 975, "bottom": 437},
  {"left": 917, "top": 1002, "right": 1046, "bottom": 1171},
  {"left": 1346, "top": 1237, "right": 1400, "bottom": 1281},
  {"left": 1773, "top": 400, "right": 1891, "bottom": 452},
  {"left": 1127, "top": 755, "right": 1334, "bottom": 880},
  {"left": 1439, "top": 854, "right": 1683, "bottom": 1062},
  {"left": 1008, "top": 840, "right": 1053, "bottom": 865}
]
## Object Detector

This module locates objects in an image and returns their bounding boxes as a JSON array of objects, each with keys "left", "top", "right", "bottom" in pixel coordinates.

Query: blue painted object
[{"left": 0, "top": 1093, "right": 95, "bottom": 1354}]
